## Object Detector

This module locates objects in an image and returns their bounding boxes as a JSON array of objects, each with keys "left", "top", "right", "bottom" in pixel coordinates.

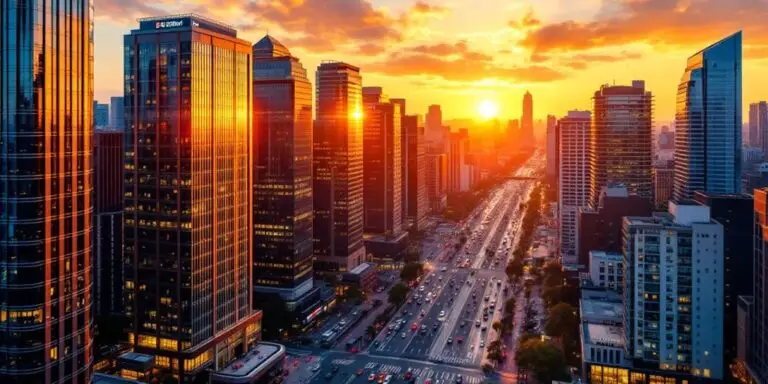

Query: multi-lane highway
[{"left": 368, "top": 159, "right": 539, "bottom": 371}]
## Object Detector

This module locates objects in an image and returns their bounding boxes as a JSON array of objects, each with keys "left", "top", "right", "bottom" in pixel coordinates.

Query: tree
[
  {"left": 400, "top": 262, "right": 424, "bottom": 283},
  {"left": 545, "top": 303, "right": 578, "bottom": 340},
  {"left": 515, "top": 339, "right": 569, "bottom": 384},
  {"left": 344, "top": 286, "right": 365, "bottom": 304},
  {"left": 388, "top": 283, "right": 410, "bottom": 306},
  {"left": 366, "top": 325, "right": 378, "bottom": 339},
  {"left": 506, "top": 258, "right": 524, "bottom": 281},
  {"left": 542, "top": 261, "right": 565, "bottom": 288},
  {"left": 541, "top": 285, "right": 562, "bottom": 308},
  {"left": 504, "top": 297, "right": 516, "bottom": 314},
  {"left": 482, "top": 363, "right": 495, "bottom": 374},
  {"left": 492, "top": 321, "right": 502, "bottom": 333}
]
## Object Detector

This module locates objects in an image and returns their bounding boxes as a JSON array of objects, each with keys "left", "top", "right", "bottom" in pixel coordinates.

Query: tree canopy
[
  {"left": 515, "top": 339, "right": 569, "bottom": 383},
  {"left": 388, "top": 283, "right": 410, "bottom": 306},
  {"left": 400, "top": 262, "right": 424, "bottom": 283}
]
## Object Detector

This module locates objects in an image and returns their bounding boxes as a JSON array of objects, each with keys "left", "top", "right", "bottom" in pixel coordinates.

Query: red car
[{"left": 356, "top": 368, "right": 364, "bottom": 376}]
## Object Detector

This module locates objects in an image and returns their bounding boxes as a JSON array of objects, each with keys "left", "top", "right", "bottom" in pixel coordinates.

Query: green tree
[
  {"left": 344, "top": 286, "right": 365, "bottom": 304},
  {"left": 542, "top": 261, "right": 565, "bottom": 288},
  {"left": 515, "top": 339, "right": 569, "bottom": 384},
  {"left": 504, "top": 297, "right": 516, "bottom": 314},
  {"left": 388, "top": 283, "right": 410, "bottom": 306},
  {"left": 541, "top": 285, "right": 562, "bottom": 308},
  {"left": 492, "top": 321, "right": 502, "bottom": 333},
  {"left": 506, "top": 258, "right": 524, "bottom": 281},
  {"left": 400, "top": 262, "right": 424, "bottom": 283},
  {"left": 545, "top": 303, "right": 578, "bottom": 340},
  {"left": 366, "top": 325, "right": 378, "bottom": 339}
]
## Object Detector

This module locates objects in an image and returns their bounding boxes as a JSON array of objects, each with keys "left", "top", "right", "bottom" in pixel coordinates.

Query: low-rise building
[
  {"left": 341, "top": 262, "right": 379, "bottom": 293},
  {"left": 588, "top": 251, "right": 623, "bottom": 293},
  {"left": 210, "top": 342, "right": 286, "bottom": 384}
]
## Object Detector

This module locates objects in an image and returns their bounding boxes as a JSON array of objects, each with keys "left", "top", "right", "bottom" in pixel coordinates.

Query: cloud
[
  {"left": 562, "top": 51, "right": 643, "bottom": 68},
  {"left": 509, "top": 8, "right": 540, "bottom": 29},
  {"left": 365, "top": 42, "right": 564, "bottom": 83},
  {"left": 520, "top": 0, "right": 768, "bottom": 56},
  {"left": 409, "top": 1, "right": 449, "bottom": 17}
]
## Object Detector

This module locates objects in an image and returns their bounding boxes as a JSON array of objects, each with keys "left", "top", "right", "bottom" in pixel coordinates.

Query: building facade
[
  {"left": 623, "top": 204, "right": 724, "bottom": 380},
  {"left": 425, "top": 151, "right": 448, "bottom": 213},
  {"left": 522, "top": 91, "right": 534, "bottom": 145},
  {"left": 1, "top": 0, "right": 95, "bottom": 380},
  {"left": 123, "top": 16, "right": 260, "bottom": 379},
  {"left": 590, "top": 81, "right": 654, "bottom": 208},
  {"left": 674, "top": 32, "right": 742, "bottom": 201},
  {"left": 94, "top": 131, "right": 125, "bottom": 320},
  {"left": 588, "top": 251, "right": 623, "bottom": 292},
  {"left": 693, "top": 192, "right": 753, "bottom": 371},
  {"left": 752, "top": 102, "right": 768, "bottom": 153},
  {"left": 546, "top": 114, "right": 559, "bottom": 194},
  {"left": 653, "top": 166, "right": 675, "bottom": 208},
  {"left": 448, "top": 130, "right": 472, "bottom": 193},
  {"left": 251, "top": 36, "right": 317, "bottom": 309},
  {"left": 577, "top": 185, "right": 653, "bottom": 269},
  {"left": 557, "top": 110, "right": 591, "bottom": 265},
  {"left": 425, "top": 104, "right": 443, "bottom": 147},
  {"left": 404, "top": 115, "right": 428, "bottom": 230},
  {"left": 362, "top": 87, "right": 403, "bottom": 236},
  {"left": 747, "top": 188, "right": 768, "bottom": 382},
  {"left": 313, "top": 62, "right": 366, "bottom": 274},
  {"left": 95, "top": 101, "right": 110, "bottom": 129},
  {"left": 110, "top": 96, "right": 125, "bottom": 130}
]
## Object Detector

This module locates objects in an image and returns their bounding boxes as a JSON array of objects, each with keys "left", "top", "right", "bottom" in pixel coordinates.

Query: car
[
  {"left": 475, "top": 320, "right": 481, "bottom": 327},
  {"left": 481, "top": 325, "right": 487, "bottom": 331},
  {"left": 456, "top": 374, "right": 463, "bottom": 383},
  {"left": 357, "top": 368, "right": 364, "bottom": 376},
  {"left": 420, "top": 311, "right": 425, "bottom": 317},
  {"left": 460, "top": 320, "right": 466, "bottom": 327},
  {"left": 325, "top": 372, "right": 334, "bottom": 380},
  {"left": 480, "top": 340, "right": 485, "bottom": 347},
  {"left": 401, "top": 332, "right": 407, "bottom": 338},
  {"left": 384, "top": 374, "right": 393, "bottom": 384},
  {"left": 368, "top": 373, "right": 377, "bottom": 381},
  {"left": 404, "top": 369, "right": 413, "bottom": 380},
  {"left": 484, "top": 296, "right": 490, "bottom": 302},
  {"left": 447, "top": 337, "right": 453, "bottom": 344},
  {"left": 456, "top": 337, "right": 464, "bottom": 344},
  {"left": 439, "top": 311, "right": 445, "bottom": 318},
  {"left": 311, "top": 364, "right": 321, "bottom": 372},
  {"left": 433, "top": 323, "right": 439, "bottom": 329},
  {"left": 412, "top": 323, "right": 418, "bottom": 331},
  {"left": 332, "top": 366, "right": 339, "bottom": 373}
]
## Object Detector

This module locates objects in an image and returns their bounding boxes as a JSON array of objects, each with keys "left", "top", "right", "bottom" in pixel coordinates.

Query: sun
[{"left": 477, "top": 100, "right": 499, "bottom": 120}]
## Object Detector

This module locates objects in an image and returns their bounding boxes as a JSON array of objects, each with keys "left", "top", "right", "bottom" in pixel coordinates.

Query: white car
[
  {"left": 480, "top": 340, "right": 485, "bottom": 348},
  {"left": 439, "top": 311, "right": 445, "bottom": 317},
  {"left": 311, "top": 364, "right": 321, "bottom": 372}
]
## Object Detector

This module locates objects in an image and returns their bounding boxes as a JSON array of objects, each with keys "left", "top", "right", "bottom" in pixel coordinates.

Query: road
[{"left": 287, "top": 153, "right": 545, "bottom": 384}]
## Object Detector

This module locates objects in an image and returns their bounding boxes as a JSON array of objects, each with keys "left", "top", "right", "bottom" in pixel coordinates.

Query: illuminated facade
[
  {"left": 123, "top": 15, "right": 260, "bottom": 380},
  {"left": 110, "top": 96, "right": 126, "bottom": 131},
  {"left": 362, "top": 87, "right": 403, "bottom": 236},
  {"left": 623, "top": 204, "right": 724, "bottom": 380},
  {"left": 313, "top": 62, "right": 366, "bottom": 274},
  {"left": 590, "top": 81, "right": 654, "bottom": 208},
  {"left": 252, "top": 35, "right": 315, "bottom": 299},
  {"left": 748, "top": 189, "right": 768, "bottom": 382},
  {"left": 557, "top": 110, "right": 591, "bottom": 265},
  {"left": 1, "top": 0, "right": 94, "bottom": 381},
  {"left": 404, "top": 115, "right": 428, "bottom": 230},
  {"left": 522, "top": 91, "right": 534, "bottom": 145},
  {"left": 674, "top": 32, "right": 742, "bottom": 201},
  {"left": 425, "top": 150, "right": 448, "bottom": 212}
]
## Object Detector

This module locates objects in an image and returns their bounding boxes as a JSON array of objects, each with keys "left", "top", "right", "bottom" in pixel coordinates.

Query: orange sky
[{"left": 93, "top": 0, "right": 768, "bottom": 122}]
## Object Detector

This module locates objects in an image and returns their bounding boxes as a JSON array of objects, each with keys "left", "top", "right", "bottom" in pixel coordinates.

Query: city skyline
[{"left": 92, "top": 1, "right": 768, "bottom": 121}]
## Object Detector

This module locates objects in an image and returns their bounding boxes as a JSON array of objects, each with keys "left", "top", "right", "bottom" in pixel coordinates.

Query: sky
[{"left": 94, "top": 0, "right": 768, "bottom": 122}]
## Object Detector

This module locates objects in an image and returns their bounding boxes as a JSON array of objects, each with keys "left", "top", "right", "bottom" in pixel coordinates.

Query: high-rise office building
[
  {"left": 391, "top": 98, "right": 408, "bottom": 226},
  {"left": 546, "top": 114, "right": 559, "bottom": 199},
  {"left": 123, "top": 16, "right": 260, "bottom": 380},
  {"left": 522, "top": 91, "right": 534, "bottom": 144},
  {"left": 748, "top": 188, "right": 768, "bottom": 382},
  {"left": 313, "top": 61, "right": 366, "bottom": 273},
  {"left": 693, "top": 192, "right": 753, "bottom": 371},
  {"left": 623, "top": 203, "right": 724, "bottom": 380},
  {"left": 1, "top": 1, "right": 94, "bottom": 381},
  {"left": 425, "top": 104, "right": 443, "bottom": 147},
  {"left": 448, "top": 130, "right": 472, "bottom": 192},
  {"left": 110, "top": 96, "right": 125, "bottom": 130},
  {"left": 94, "top": 131, "right": 125, "bottom": 321},
  {"left": 557, "top": 111, "right": 591, "bottom": 265},
  {"left": 425, "top": 150, "right": 448, "bottom": 212},
  {"left": 404, "top": 115, "right": 428, "bottom": 230},
  {"left": 94, "top": 101, "right": 110, "bottom": 129},
  {"left": 251, "top": 36, "right": 315, "bottom": 304},
  {"left": 674, "top": 32, "right": 742, "bottom": 201},
  {"left": 657, "top": 125, "right": 675, "bottom": 151},
  {"left": 590, "top": 81, "right": 654, "bottom": 208},
  {"left": 362, "top": 87, "right": 403, "bottom": 236},
  {"left": 751, "top": 101, "right": 768, "bottom": 153},
  {"left": 654, "top": 165, "right": 675, "bottom": 208}
]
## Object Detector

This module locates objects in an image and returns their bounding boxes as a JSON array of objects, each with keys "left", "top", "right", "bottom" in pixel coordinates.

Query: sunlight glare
[{"left": 477, "top": 100, "right": 499, "bottom": 120}]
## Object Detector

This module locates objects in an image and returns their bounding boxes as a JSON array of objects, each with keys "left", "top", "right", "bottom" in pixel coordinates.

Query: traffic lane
[{"left": 403, "top": 275, "right": 467, "bottom": 357}]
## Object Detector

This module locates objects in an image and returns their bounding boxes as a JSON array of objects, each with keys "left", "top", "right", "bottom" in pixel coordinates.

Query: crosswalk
[{"left": 360, "top": 364, "right": 484, "bottom": 384}]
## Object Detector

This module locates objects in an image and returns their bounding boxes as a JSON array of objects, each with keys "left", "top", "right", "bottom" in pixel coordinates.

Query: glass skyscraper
[
  {"left": 313, "top": 62, "right": 366, "bottom": 274},
  {"left": 673, "top": 32, "right": 742, "bottom": 201},
  {"left": 1, "top": 0, "right": 94, "bottom": 382},
  {"left": 123, "top": 15, "right": 260, "bottom": 380},
  {"left": 252, "top": 36, "right": 314, "bottom": 298}
]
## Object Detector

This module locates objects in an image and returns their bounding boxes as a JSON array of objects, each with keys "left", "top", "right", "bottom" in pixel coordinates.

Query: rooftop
[
  {"left": 252, "top": 35, "right": 292, "bottom": 59},
  {"left": 348, "top": 262, "right": 375, "bottom": 275},
  {"left": 212, "top": 343, "right": 285, "bottom": 383},
  {"left": 589, "top": 250, "right": 623, "bottom": 262},
  {"left": 93, "top": 373, "right": 144, "bottom": 384},
  {"left": 585, "top": 323, "right": 625, "bottom": 348}
]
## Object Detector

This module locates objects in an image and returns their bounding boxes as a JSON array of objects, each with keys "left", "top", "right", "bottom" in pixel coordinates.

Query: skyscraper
[
  {"left": 94, "top": 131, "right": 125, "bottom": 321},
  {"left": 123, "top": 16, "right": 260, "bottom": 380},
  {"left": 752, "top": 101, "right": 768, "bottom": 153},
  {"left": 404, "top": 115, "right": 428, "bottom": 230},
  {"left": 590, "top": 81, "right": 654, "bottom": 208},
  {"left": 748, "top": 188, "right": 768, "bottom": 382},
  {"left": 1, "top": 1, "right": 94, "bottom": 381},
  {"left": 425, "top": 150, "right": 448, "bottom": 213},
  {"left": 522, "top": 91, "right": 534, "bottom": 144},
  {"left": 94, "top": 101, "right": 110, "bottom": 129},
  {"left": 448, "top": 130, "right": 471, "bottom": 192},
  {"left": 546, "top": 114, "right": 558, "bottom": 194},
  {"left": 623, "top": 203, "right": 724, "bottom": 380},
  {"left": 674, "top": 32, "right": 742, "bottom": 201},
  {"left": 313, "top": 62, "right": 366, "bottom": 274},
  {"left": 391, "top": 98, "right": 408, "bottom": 226},
  {"left": 362, "top": 87, "right": 403, "bottom": 236},
  {"left": 653, "top": 165, "right": 675, "bottom": 208},
  {"left": 110, "top": 96, "right": 125, "bottom": 130},
  {"left": 425, "top": 104, "right": 443, "bottom": 147},
  {"left": 251, "top": 36, "right": 315, "bottom": 303},
  {"left": 557, "top": 111, "right": 591, "bottom": 265}
]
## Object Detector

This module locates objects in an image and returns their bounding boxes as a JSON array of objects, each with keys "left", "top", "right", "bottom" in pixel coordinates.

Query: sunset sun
[{"left": 477, "top": 100, "right": 499, "bottom": 120}]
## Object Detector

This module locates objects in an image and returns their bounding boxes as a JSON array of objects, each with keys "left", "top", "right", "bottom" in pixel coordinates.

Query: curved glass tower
[
  {"left": 674, "top": 32, "right": 742, "bottom": 201},
  {"left": 1, "top": 0, "right": 94, "bottom": 382}
]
